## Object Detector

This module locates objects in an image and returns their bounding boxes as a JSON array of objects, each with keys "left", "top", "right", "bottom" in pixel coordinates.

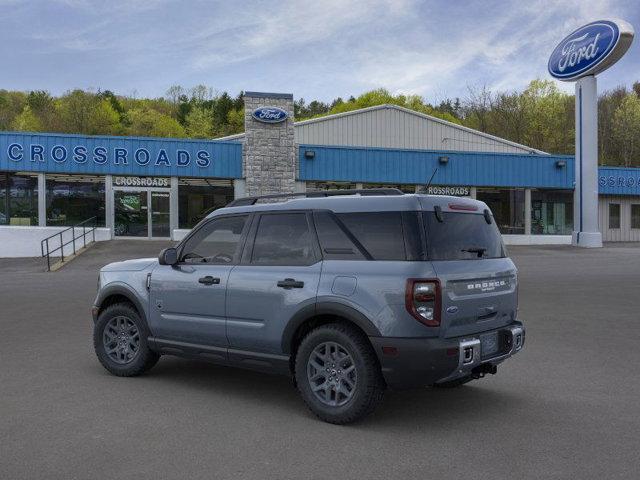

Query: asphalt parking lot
[{"left": 1, "top": 241, "right": 639, "bottom": 479}]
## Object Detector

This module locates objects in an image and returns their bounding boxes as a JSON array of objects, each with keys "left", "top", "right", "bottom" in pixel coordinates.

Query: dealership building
[{"left": 1, "top": 91, "right": 639, "bottom": 257}]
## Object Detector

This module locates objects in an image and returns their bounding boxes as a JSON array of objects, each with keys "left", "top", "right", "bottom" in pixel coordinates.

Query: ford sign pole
[
  {"left": 549, "top": 20, "right": 634, "bottom": 247},
  {"left": 574, "top": 75, "right": 600, "bottom": 247}
]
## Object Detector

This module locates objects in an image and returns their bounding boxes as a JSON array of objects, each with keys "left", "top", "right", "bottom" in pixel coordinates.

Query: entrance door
[
  {"left": 114, "top": 190, "right": 148, "bottom": 237},
  {"left": 113, "top": 189, "right": 171, "bottom": 238},
  {"left": 151, "top": 191, "right": 170, "bottom": 237}
]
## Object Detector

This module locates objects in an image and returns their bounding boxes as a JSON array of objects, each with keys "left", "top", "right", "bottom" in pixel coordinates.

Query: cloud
[
  {"left": 1, "top": 0, "right": 637, "bottom": 99},
  {"left": 325, "top": 0, "right": 637, "bottom": 99},
  {"left": 189, "top": 0, "right": 418, "bottom": 69}
]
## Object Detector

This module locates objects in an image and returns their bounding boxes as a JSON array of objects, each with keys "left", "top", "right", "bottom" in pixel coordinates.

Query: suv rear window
[{"left": 424, "top": 211, "right": 505, "bottom": 260}]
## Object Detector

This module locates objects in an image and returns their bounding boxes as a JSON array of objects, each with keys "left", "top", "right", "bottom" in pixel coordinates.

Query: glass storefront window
[
  {"left": 631, "top": 204, "right": 640, "bottom": 230},
  {"left": 178, "top": 178, "right": 234, "bottom": 229},
  {"left": 0, "top": 175, "right": 6, "bottom": 225},
  {"left": 531, "top": 189, "right": 573, "bottom": 235},
  {"left": 306, "top": 181, "right": 357, "bottom": 191},
  {"left": 46, "top": 175, "right": 105, "bottom": 227},
  {"left": 306, "top": 181, "right": 416, "bottom": 193},
  {"left": 0, "top": 172, "right": 38, "bottom": 226},
  {"left": 476, "top": 188, "right": 525, "bottom": 234},
  {"left": 363, "top": 183, "right": 416, "bottom": 193},
  {"left": 609, "top": 203, "right": 621, "bottom": 229}
]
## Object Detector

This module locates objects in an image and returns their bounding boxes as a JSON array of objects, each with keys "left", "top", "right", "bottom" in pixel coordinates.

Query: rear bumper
[{"left": 369, "top": 322, "right": 525, "bottom": 390}]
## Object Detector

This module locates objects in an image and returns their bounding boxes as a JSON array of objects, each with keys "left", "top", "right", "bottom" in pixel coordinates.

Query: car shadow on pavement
[{"left": 88, "top": 355, "right": 527, "bottom": 427}]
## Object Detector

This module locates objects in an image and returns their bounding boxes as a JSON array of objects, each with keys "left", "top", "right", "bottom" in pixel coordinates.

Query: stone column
[{"left": 243, "top": 92, "right": 296, "bottom": 197}]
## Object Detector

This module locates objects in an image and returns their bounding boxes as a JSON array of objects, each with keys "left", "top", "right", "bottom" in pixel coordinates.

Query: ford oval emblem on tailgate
[{"left": 446, "top": 306, "right": 459, "bottom": 314}]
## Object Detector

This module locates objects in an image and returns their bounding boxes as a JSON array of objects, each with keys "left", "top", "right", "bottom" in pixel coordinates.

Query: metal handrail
[{"left": 41, "top": 217, "right": 97, "bottom": 271}]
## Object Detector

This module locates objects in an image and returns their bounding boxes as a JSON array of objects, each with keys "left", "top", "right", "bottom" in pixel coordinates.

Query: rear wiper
[{"left": 461, "top": 247, "right": 487, "bottom": 258}]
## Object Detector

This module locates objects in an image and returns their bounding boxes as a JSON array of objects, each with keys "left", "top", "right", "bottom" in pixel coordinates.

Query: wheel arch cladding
[
  {"left": 97, "top": 285, "right": 146, "bottom": 324},
  {"left": 282, "top": 302, "right": 382, "bottom": 356}
]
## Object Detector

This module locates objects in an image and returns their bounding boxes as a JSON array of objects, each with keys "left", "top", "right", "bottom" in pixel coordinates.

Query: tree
[
  {"left": 190, "top": 85, "right": 213, "bottom": 103},
  {"left": 464, "top": 85, "right": 494, "bottom": 133},
  {"left": 127, "top": 107, "right": 186, "bottom": 138},
  {"left": 489, "top": 92, "right": 528, "bottom": 145},
  {"left": 57, "top": 89, "right": 97, "bottom": 134},
  {"left": 26, "top": 90, "right": 59, "bottom": 131},
  {"left": 99, "top": 90, "right": 127, "bottom": 125},
  {"left": 318, "top": 88, "right": 460, "bottom": 123},
  {"left": 520, "top": 80, "right": 573, "bottom": 153},
  {"left": 185, "top": 107, "right": 213, "bottom": 138},
  {"left": 11, "top": 105, "right": 42, "bottom": 131},
  {"left": 87, "top": 99, "right": 122, "bottom": 135},
  {"left": 165, "top": 85, "right": 185, "bottom": 104},
  {"left": 0, "top": 90, "right": 27, "bottom": 130},
  {"left": 598, "top": 87, "right": 627, "bottom": 164},
  {"left": 611, "top": 93, "right": 640, "bottom": 167},
  {"left": 225, "top": 108, "right": 244, "bottom": 135},
  {"left": 211, "top": 92, "right": 235, "bottom": 131}
]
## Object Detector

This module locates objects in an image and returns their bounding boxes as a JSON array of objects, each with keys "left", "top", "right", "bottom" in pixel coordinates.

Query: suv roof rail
[{"left": 226, "top": 188, "right": 404, "bottom": 207}]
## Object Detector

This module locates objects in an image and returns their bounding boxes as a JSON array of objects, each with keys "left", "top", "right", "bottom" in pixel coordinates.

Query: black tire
[
  {"left": 93, "top": 302, "right": 159, "bottom": 377},
  {"left": 432, "top": 375, "right": 473, "bottom": 388},
  {"left": 295, "top": 323, "right": 385, "bottom": 424}
]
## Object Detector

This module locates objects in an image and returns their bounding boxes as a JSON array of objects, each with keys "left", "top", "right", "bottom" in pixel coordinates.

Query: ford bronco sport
[{"left": 92, "top": 189, "right": 525, "bottom": 424}]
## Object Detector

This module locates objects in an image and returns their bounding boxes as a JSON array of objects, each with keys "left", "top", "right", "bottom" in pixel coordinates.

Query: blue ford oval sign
[
  {"left": 548, "top": 20, "right": 634, "bottom": 81},
  {"left": 252, "top": 106, "right": 288, "bottom": 123}
]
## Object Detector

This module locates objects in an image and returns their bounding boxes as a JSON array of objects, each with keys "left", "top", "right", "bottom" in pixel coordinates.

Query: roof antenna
[{"left": 424, "top": 168, "right": 438, "bottom": 192}]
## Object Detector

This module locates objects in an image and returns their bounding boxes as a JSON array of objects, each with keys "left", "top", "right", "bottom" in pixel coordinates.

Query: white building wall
[
  {"left": 502, "top": 234, "right": 572, "bottom": 245},
  {"left": 0, "top": 226, "right": 112, "bottom": 258},
  {"left": 598, "top": 195, "right": 640, "bottom": 242}
]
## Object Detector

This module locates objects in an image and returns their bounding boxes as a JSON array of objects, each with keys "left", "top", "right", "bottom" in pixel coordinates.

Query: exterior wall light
[
  {"left": 304, "top": 150, "right": 315, "bottom": 159},
  {"left": 556, "top": 160, "right": 567, "bottom": 168},
  {"left": 438, "top": 156, "right": 449, "bottom": 165}
]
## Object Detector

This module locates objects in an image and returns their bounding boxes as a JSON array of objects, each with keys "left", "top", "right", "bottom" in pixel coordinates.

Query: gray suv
[{"left": 92, "top": 189, "right": 525, "bottom": 424}]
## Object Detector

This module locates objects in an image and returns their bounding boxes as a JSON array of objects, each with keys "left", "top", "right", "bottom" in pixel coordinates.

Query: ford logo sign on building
[
  {"left": 548, "top": 19, "right": 634, "bottom": 81},
  {"left": 252, "top": 106, "right": 289, "bottom": 123}
]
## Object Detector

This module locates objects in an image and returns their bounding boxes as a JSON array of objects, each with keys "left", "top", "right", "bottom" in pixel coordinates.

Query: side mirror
[{"left": 158, "top": 247, "right": 178, "bottom": 266}]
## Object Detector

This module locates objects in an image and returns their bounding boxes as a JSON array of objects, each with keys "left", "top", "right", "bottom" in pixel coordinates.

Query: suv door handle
[
  {"left": 277, "top": 278, "right": 304, "bottom": 289},
  {"left": 198, "top": 276, "right": 220, "bottom": 285}
]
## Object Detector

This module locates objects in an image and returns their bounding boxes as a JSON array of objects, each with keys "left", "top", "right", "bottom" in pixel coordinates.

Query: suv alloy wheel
[
  {"left": 295, "top": 323, "right": 385, "bottom": 424},
  {"left": 93, "top": 303, "right": 160, "bottom": 377}
]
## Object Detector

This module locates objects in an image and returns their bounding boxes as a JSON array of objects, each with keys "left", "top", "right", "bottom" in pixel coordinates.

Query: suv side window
[
  {"left": 313, "top": 211, "right": 366, "bottom": 260},
  {"left": 180, "top": 215, "right": 248, "bottom": 264},
  {"left": 336, "top": 212, "right": 407, "bottom": 260},
  {"left": 251, "top": 213, "right": 316, "bottom": 266}
]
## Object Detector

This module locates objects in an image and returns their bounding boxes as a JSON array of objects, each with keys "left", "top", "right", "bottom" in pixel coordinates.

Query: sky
[{"left": 1, "top": 0, "right": 639, "bottom": 103}]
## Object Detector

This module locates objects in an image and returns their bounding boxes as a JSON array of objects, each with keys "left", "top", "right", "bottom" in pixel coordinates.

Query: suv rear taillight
[{"left": 405, "top": 279, "right": 441, "bottom": 327}]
